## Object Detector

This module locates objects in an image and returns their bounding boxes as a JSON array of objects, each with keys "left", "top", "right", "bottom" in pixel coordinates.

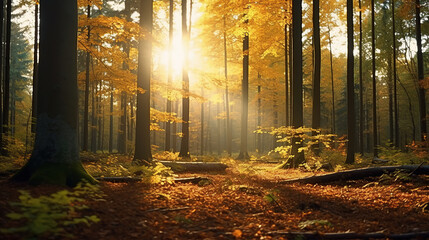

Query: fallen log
[
  {"left": 266, "top": 231, "right": 429, "bottom": 239},
  {"left": 96, "top": 176, "right": 210, "bottom": 184},
  {"left": 159, "top": 161, "right": 228, "bottom": 173},
  {"left": 280, "top": 165, "right": 429, "bottom": 184}
]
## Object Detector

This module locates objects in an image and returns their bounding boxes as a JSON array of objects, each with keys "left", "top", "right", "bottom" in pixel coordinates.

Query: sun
[{"left": 155, "top": 37, "right": 203, "bottom": 87}]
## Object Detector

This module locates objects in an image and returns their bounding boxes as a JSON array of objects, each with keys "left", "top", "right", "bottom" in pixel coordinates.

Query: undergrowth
[{"left": 1, "top": 181, "right": 104, "bottom": 239}]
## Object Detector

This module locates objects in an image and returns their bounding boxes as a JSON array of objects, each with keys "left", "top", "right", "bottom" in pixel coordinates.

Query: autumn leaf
[{"left": 232, "top": 229, "right": 242, "bottom": 238}]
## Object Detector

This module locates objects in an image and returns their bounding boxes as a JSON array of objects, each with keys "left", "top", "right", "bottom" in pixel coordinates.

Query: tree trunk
[
  {"left": 327, "top": 26, "right": 335, "bottom": 134},
  {"left": 358, "top": 0, "right": 364, "bottom": 155},
  {"left": 3, "top": 0, "right": 11, "bottom": 138},
  {"left": 289, "top": 0, "right": 304, "bottom": 167},
  {"left": 371, "top": 0, "right": 378, "bottom": 157},
  {"left": 200, "top": 88, "right": 204, "bottom": 155},
  {"left": 109, "top": 87, "right": 113, "bottom": 153},
  {"left": 134, "top": 0, "right": 153, "bottom": 164},
  {"left": 236, "top": 16, "right": 249, "bottom": 160},
  {"left": 91, "top": 81, "right": 97, "bottom": 152},
  {"left": 415, "top": 0, "right": 426, "bottom": 141},
  {"left": 179, "top": 0, "right": 190, "bottom": 159},
  {"left": 172, "top": 100, "right": 178, "bottom": 152},
  {"left": 11, "top": 0, "right": 95, "bottom": 186},
  {"left": 281, "top": 165, "right": 429, "bottom": 184},
  {"left": 31, "top": 3, "right": 38, "bottom": 134},
  {"left": 392, "top": 0, "right": 399, "bottom": 148},
  {"left": 159, "top": 161, "right": 228, "bottom": 173},
  {"left": 224, "top": 16, "right": 231, "bottom": 156},
  {"left": 257, "top": 74, "right": 262, "bottom": 153},
  {"left": 312, "top": 0, "right": 321, "bottom": 156},
  {"left": 388, "top": 55, "right": 394, "bottom": 144},
  {"left": 0, "top": 0, "right": 3, "bottom": 151},
  {"left": 83, "top": 4, "right": 90, "bottom": 152},
  {"left": 165, "top": 0, "right": 173, "bottom": 151},
  {"left": 285, "top": 24, "right": 289, "bottom": 127},
  {"left": 345, "top": 0, "right": 355, "bottom": 164},
  {"left": 217, "top": 101, "right": 221, "bottom": 155}
]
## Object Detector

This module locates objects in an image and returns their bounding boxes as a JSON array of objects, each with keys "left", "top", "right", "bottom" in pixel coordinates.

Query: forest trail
[{"left": 1, "top": 164, "right": 428, "bottom": 239}]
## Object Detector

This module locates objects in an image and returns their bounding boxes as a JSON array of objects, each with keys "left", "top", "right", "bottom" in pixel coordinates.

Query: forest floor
[{"left": 1, "top": 156, "right": 429, "bottom": 239}]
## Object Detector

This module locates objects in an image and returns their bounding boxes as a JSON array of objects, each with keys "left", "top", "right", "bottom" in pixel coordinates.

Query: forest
[{"left": 0, "top": 0, "right": 428, "bottom": 239}]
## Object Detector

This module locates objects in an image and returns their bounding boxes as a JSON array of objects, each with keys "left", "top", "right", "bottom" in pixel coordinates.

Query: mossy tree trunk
[{"left": 11, "top": 0, "right": 95, "bottom": 187}]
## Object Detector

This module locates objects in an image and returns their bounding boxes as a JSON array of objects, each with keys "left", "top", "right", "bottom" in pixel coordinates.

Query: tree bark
[
  {"left": 11, "top": 0, "right": 95, "bottom": 186},
  {"left": 165, "top": 0, "right": 173, "bottom": 151},
  {"left": 31, "top": 3, "right": 38, "bottom": 134},
  {"left": 159, "top": 161, "right": 228, "bottom": 173},
  {"left": 224, "top": 16, "right": 231, "bottom": 156},
  {"left": 392, "top": 0, "right": 399, "bottom": 148},
  {"left": 280, "top": 165, "right": 429, "bottom": 184},
  {"left": 327, "top": 26, "right": 335, "bottom": 134},
  {"left": 345, "top": 0, "right": 355, "bottom": 164},
  {"left": 371, "top": 0, "right": 378, "bottom": 157},
  {"left": 237, "top": 10, "right": 249, "bottom": 160},
  {"left": 289, "top": 0, "right": 304, "bottom": 167},
  {"left": 358, "top": 0, "right": 364, "bottom": 154},
  {"left": 179, "top": 0, "right": 190, "bottom": 158},
  {"left": 312, "top": 0, "right": 321, "bottom": 156},
  {"left": 83, "top": 5, "right": 91, "bottom": 152},
  {"left": 415, "top": 0, "right": 427, "bottom": 141},
  {"left": 134, "top": 0, "right": 153, "bottom": 164}
]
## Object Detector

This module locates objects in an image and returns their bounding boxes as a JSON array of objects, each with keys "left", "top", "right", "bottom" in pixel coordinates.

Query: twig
[{"left": 144, "top": 207, "right": 190, "bottom": 213}]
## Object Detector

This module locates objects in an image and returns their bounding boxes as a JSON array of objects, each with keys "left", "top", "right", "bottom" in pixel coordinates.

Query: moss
[{"left": 12, "top": 162, "right": 97, "bottom": 187}]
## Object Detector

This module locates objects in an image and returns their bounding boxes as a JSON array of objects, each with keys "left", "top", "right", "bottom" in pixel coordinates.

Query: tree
[
  {"left": 11, "top": 0, "right": 95, "bottom": 186},
  {"left": 83, "top": 4, "right": 91, "bottom": 151},
  {"left": 134, "top": 0, "right": 153, "bottom": 164},
  {"left": 236, "top": 5, "right": 250, "bottom": 160},
  {"left": 290, "top": 0, "right": 304, "bottom": 167},
  {"left": 415, "top": 0, "right": 426, "bottom": 141},
  {"left": 391, "top": 0, "right": 398, "bottom": 148},
  {"left": 3, "top": 0, "right": 12, "bottom": 139},
  {"left": 312, "top": 0, "right": 321, "bottom": 155},
  {"left": 165, "top": 0, "right": 173, "bottom": 151},
  {"left": 179, "top": 0, "right": 190, "bottom": 158},
  {"left": 10, "top": 22, "right": 32, "bottom": 137},
  {"left": 358, "top": 0, "right": 364, "bottom": 154},
  {"left": 371, "top": 0, "right": 378, "bottom": 157},
  {"left": 345, "top": 0, "right": 355, "bottom": 164},
  {"left": 31, "top": 2, "right": 39, "bottom": 134}
]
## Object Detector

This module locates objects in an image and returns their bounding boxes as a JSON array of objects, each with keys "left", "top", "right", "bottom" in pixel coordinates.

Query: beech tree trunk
[
  {"left": 31, "top": 3, "right": 38, "bottom": 134},
  {"left": 415, "top": 0, "right": 427, "bottom": 141},
  {"left": 224, "top": 16, "right": 232, "bottom": 156},
  {"left": 165, "top": 0, "right": 173, "bottom": 151},
  {"left": 345, "top": 0, "right": 355, "bottom": 164},
  {"left": 371, "top": 0, "right": 378, "bottom": 157},
  {"left": 134, "top": 0, "right": 153, "bottom": 164},
  {"left": 289, "top": 0, "right": 304, "bottom": 167},
  {"left": 179, "top": 0, "right": 190, "bottom": 158},
  {"left": 392, "top": 0, "right": 399, "bottom": 148},
  {"left": 11, "top": 0, "right": 95, "bottom": 186},
  {"left": 83, "top": 5, "right": 90, "bottom": 152},
  {"left": 312, "top": 0, "right": 321, "bottom": 156},
  {"left": 358, "top": 0, "right": 364, "bottom": 154},
  {"left": 327, "top": 26, "right": 335, "bottom": 134},
  {"left": 237, "top": 13, "right": 249, "bottom": 160}
]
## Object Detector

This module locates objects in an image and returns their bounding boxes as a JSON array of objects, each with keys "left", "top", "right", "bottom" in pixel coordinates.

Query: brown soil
[{"left": 1, "top": 167, "right": 428, "bottom": 239}]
